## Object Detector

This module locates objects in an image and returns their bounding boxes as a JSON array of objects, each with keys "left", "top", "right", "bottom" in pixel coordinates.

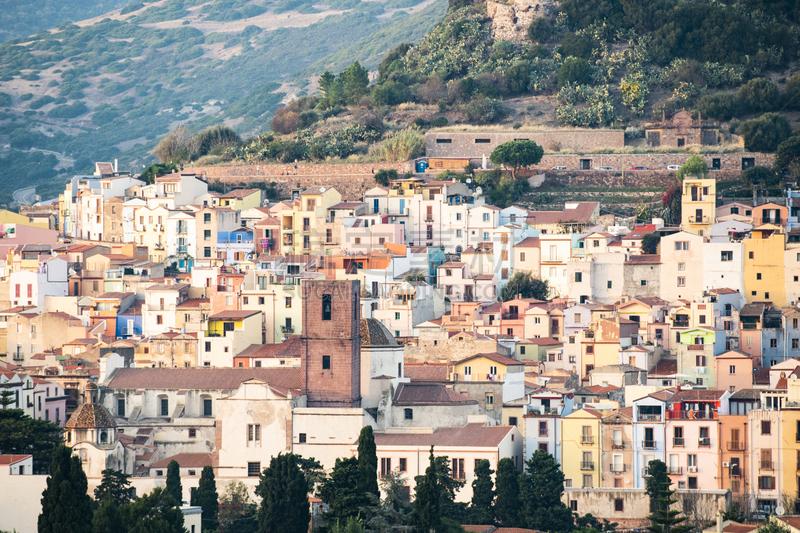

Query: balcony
[
  {"left": 283, "top": 237, "right": 293, "bottom": 246},
  {"left": 688, "top": 215, "right": 710, "bottom": 223},
  {"left": 687, "top": 344, "right": 708, "bottom": 351},
  {"left": 610, "top": 464, "right": 626, "bottom": 473},
  {"left": 639, "top": 414, "right": 662, "bottom": 422},
  {"left": 642, "top": 440, "right": 657, "bottom": 450},
  {"left": 281, "top": 325, "right": 294, "bottom": 334},
  {"left": 425, "top": 216, "right": 434, "bottom": 222},
  {"left": 217, "top": 285, "right": 233, "bottom": 292},
  {"left": 760, "top": 461, "right": 774, "bottom": 471},
  {"left": 538, "top": 431, "right": 548, "bottom": 437},
  {"left": 581, "top": 435, "right": 594, "bottom": 445},
  {"left": 673, "top": 320, "right": 690, "bottom": 328},
  {"left": 502, "top": 313, "right": 519, "bottom": 320},
  {"left": 541, "top": 256, "right": 565, "bottom": 263},
  {"left": 669, "top": 410, "right": 717, "bottom": 420},
  {"left": 699, "top": 438, "right": 711, "bottom": 447},
  {"left": 673, "top": 437, "right": 685, "bottom": 447},
  {"left": 580, "top": 461, "right": 595, "bottom": 470},
  {"left": 667, "top": 466, "right": 683, "bottom": 475},
  {"left": 177, "top": 246, "right": 187, "bottom": 253},
  {"left": 762, "top": 217, "right": 782, "bottom": 225},
  {"left": 177, "top": 227, "right": 187, "bottom": 234},
  {"left": 727, "top": 441, "right": 745, "bottom": 451}
]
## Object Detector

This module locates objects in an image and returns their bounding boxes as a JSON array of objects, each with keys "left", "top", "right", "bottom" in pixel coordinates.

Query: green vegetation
[
  {"left": 490, "top": 140, "right": 544, "bottom": 179},
  {"left": 191, "top": 466, "right": 218, "bottom": 532},
  {"left": 39, "top": 445, "right": 94, "bottom": 533},
  {"left": 500, "top": 270, "right": 550, "bottom": 301},
  {"left": 0, "top": 409, "right": 63, "bottom": 474},
  {"left": 165, "top": 460, "right": 182, "bottom": 504},
  {"left": 257, "top": 454, "right": 310, "bottom": 533},
  {"left": 676, "top": 155, "right": 708, "bottom": 180}
]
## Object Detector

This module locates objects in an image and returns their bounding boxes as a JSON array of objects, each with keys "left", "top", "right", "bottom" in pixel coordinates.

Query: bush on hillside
[
  {"left": 694, "top": 93, "right": 739, "bottom": 121},
  {"left": 739, "top": 113, "right": 791, "bottom": 152}
]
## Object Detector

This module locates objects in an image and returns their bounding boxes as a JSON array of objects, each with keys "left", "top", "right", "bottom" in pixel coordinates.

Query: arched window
[{"left": 100, "top": 431, "right": 108, "bottom": 444}]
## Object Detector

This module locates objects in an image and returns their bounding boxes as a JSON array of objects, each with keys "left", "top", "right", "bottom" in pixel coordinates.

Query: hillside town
[{"left": 2, "top": 135, "right": 800, "bottom": 533}]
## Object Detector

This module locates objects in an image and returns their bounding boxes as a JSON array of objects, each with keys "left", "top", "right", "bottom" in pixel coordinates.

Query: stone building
[{"left": 645, "top": 110, "right": 720, "bottom": 148}]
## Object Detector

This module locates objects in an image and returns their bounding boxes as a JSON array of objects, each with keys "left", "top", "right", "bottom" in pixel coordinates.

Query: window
[
  {"left": 204, "top": 229, "right": 212, "bottom": 240},
  {"left": 248, "top": 424, "right": 261, "bottom": 443},
  {"left": 509, "top": 416, "right": 518, "bottom": 426},
  {"left": 570, "top": 500, "right": 578, "bottom": 512},
  {"left": 615, "top": 499, "right": 624, "bottom": 512},
  {"left": 730, "top": 365, "right": 736, "bottom": 374},
  {"left": 322, "top": 294, "right": 332, "bottom": 320},
  {"left": 696, "top": 355, "right": 706, "bottom": 366},
  {"left": 156, "top": 315, "right": 163, "bottom": 325},
  {"left": 759, "top": 476, "right": 775, "bottom": 490},
  {"left": 607, "top": 280, "right": 612, "bottom": 289},
  {"left": 675, "top": 241, "right": 689, "bottom": 251},
  {"left": 688, "top": 477, "right": 697, "bottom": 489},
  {"left": 452, "top": 458, "right": 465, "bottom": 480},
  {"left": 757, "top": 273, "right": 762, "bottom": 280},
  {"left": 205, "top": 342, "right": 211, "bottom": 352},
  {"left": 770, "top": 339, "right": 777, "bottom": 348},
  {"left": 749, "top": 251, "right": 754, "bottom": 259},
  {"left": 322, "top": 355, "right": 331, "bottom": 370},
  {"left": 381, "top": 457, "right": 392, "bottom": 477},
  {"left": 354, "top": 237, "right": 361, "bottom": 245},
  {"left": 286, "top": 297, "right": 292, "bottom": 308},
  {"left": 721, "top": 251, "right": 733, "bottom": 262},
  {"left": 203, "top": 398, "right": 212, "bottom": 417},
  {"left": 575, "top": 272, "right": 583, "bottom": 282},
  {"left": 189, "top": 428, "right": 196, "bottom": 438},
  {"left": 404, "top": 408, "right": 413, "bottom": 420},
  {"left": 483, "top": 213, "right": 490, "bottom": 222},
  {"left": 677, "top": 277, "right": 685, "bottom": 287},
  {"left": 641, "top": 280, "right": 647, "bottom": 286},
  {"left": 399, "top": 458, "right": 407, "bottom": 472},
  {"left": 160, "top": 398, "right": 169, "bottom": 416},
  {"left": 259, "top": 297, "right": 265, "bottom": 305},
  {"left": 793, "top": 339, "right": 799, "bottom": 349},
  {"left": 299, "top": 433, "right": 306, "bottom": 443},
  {"left": 486, "top": 393, "right": 494, "bottom": 406},
  {"left": 582, "top": 474, "right": 593, "bottom": 488},
  {"left": 484, "top": 232, "right": 489, "bottom": 240},
  {"left": 762, "top": 420, "right": 771, "bottom": 435},
  {"left": 395, "top": 312, "right": 401, "bottom": 320},
  {"left": 248, "top": 462, "right": 261, "bottom": 477},
  {"left": 204, "top": 213, "right": 212, "bottom": 223}
]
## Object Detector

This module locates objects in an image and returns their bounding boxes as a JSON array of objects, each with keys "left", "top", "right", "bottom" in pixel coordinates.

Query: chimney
[{"left": 114, "top": 159, "right": 118, "bottom": 173}]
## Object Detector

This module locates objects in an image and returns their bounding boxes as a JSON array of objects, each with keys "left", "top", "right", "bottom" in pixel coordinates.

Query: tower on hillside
[{"left": 301, "top": 280, "right": 361, "bottom": 407}]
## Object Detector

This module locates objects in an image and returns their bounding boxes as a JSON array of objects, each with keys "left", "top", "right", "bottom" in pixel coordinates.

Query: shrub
[
  {"left": 370, "top": 128, "right": 425, "bottom": 162},
  {"left": 739, "top": 113, "right": 791, "bottom": 152},
  {"left": 464, "top": 96, "right": 506, "bottom": 124},
  {"left": 415, "top": 78, "right": 447, "bottom": 105},
  {"left": 559, "top": 32, "right": 595, "bottom": 59},
  {"left": 271, "top": 108, "right": 300, "bottom": 134},
  {"left": 430, "top": 117, "right": 448, "bottom": 127},
  {"left": 694, "top": 93, "right": 739, "bottom": 121},
  {"left": 371, "top": 80, "right": 411, "bottom": 106},
  {"left": 48, "top": 101, "right": 88, "bottom": 118},
  {"left": 505, "top": 61, "right": 531, "bottom": 94},
  {"left": 527, "top": 18, "right": 552, "bottom": 44},
  {"left": 737, "top": 78, "right": 779, "bottom": 113},
  {"left": 557, "top": 58, "right": 592, "bottom": 87}
]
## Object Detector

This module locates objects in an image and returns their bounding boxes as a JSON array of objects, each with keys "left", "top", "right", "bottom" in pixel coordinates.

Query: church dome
[
  {"left": 360, "top": 318, "right": 399, "bottom": 347},
  {"left": 65, "top": 382, "right": 116, "bottom": 429}
]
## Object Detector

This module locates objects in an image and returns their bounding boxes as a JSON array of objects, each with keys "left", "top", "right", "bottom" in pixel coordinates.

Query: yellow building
[
  {"left": 743, "top": 224, "right": 785, "bottom": 304},
  {"left": 452, "top": 353, "right": 525, "bottom": 382},
  {"left": 681, "top": 176, "right": 716, "bottom": 237},
  {"left": 133, "top": 204, "right": 170, "bottom": 263},
  {"left": 276, "top": 187, "right": 342, "bottom": 255},
  {"left": 219, "top": 189, "right": 262, "bottom": 211},
  {"left": 0, "top": 209, "right": 50, "bottom": 229},
  {"left": 561, "top": 409, "right": 603, "bottom": 488}
]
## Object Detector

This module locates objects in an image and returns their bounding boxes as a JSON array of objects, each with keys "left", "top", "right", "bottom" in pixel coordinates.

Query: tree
[
  {"left": 341, "top": 61, "right": 369, "bottom": 104},
  {"left": 165, "top": 460, "right": 183, "bottom": 505},
  {"left": 660, "top": 183, "right": 682, "bottom": 226},
  {"left": 500, "top": 270, "right": 550, "bottom": 302},
  {"left": 123, "top": 487, "right": 185, "bottom": 533},
  {"left": 776, "top": 135, "right": 800, "bottom": 180},
  {"left": 641, "top": 233, "right": 661, "bottom": 255},
  {"left": 0, "top": 409, "right": 63, "bottom": 473},
  {"left": 490, "top": 140, "right": 544, "bottom": 180},
  {"left": 527, "top": 18, "right": 552, "bottom": 43},
  {"left": 374, "top": 168, "right": 398, "bottom": 187},
  {"left": 330, "top": 517, "right": 366, "bottom": 533},
  {"left": 575, "top": 514, "right": 618, "bottom": 533},
  {"left": 363, "top": 470, "right": 412, "bottom": 533},
  {"left": 411, "top": 447, "right": 441, "bottom": 533},
  {"left": 676, "top": 155, "right": 708, "bottom": 180},
  {"left": 154, "top": 125, "right": 197, "bottom": 164},
  {"left": 357, "top": 425, "right": 379, "bottom": 498},
  {"left": 742, "top": 166, "right": 780, "bottom": 189},
  {"left": 645, "top": 460, "right": 670, "bottom": 511},
  {"left": 557, "top": 58, "right": 592, "bottom": 87},
  {"left": 218, "top": 481, "right": 258, "bottom": 533},
  {"left": 737, "top": 78, "right": 779, "bottom": 113},
  {"left": 468, "top": 459, "right": 495, "bottom": 525},
  {"left": 494, "top": 457, "right": 521, "bottom": 527},
  {"left": 94, "top": 469, "right": 133, "bottom": 507},
  {"left": 193, "top": 124, "right": 241, "bottom": 159},
  {"left": 39, "top": 445, "right": 94, "bottom": 533},
  {"left": 414, "top": 454, "right": 465, "bottom": 521},
  {"left": 319, "top": 456, "right": 365, "bottom": 526},
  {"left": 520, "top": 450, "right": 573, "bottom": 533},
  {"left": 694, "top": 93, "right": 739, "bottom": 121},
  {"left": 756, "top": 521, "right": 791, "bottom": 533},
  {"left": 140, "top": 162, "right": 177, "bottom": 185},
  {"left": 740, "top": 113, "right": 791, "bottom": 152},
  {"left": 256, "top": 453, "right": 309, "bottom": 533},
  {"left": 191, "top": 465, "right": 218, "bottom": 531},
  {"left": 646, "top": 479, "right": 692, "bottom": 533},
  {"left": 0, "top": 383, "right": 15, "bottom": 408},
  {"left": 560, "top": 33, "right": 596, "bottom": 59},
  {"left": 295, "top": 456, "right": 325, "bottom": 496},
  {"left": 92, "top": 498, "right": 124, "bottom": 533}
]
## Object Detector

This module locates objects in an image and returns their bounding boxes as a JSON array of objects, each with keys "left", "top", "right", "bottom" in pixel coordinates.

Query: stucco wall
[{"left": 427, "top": 131, "right": 625, "bottom": 158}]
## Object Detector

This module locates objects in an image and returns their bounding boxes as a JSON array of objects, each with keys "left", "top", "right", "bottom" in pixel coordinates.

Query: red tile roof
[
  {"left": 374, "top": 424, "right": 514, "bottom": 447},
  {"left": 404, "top": 363, "right": 450, "bottom": 382},
  {"left": 669, "top": 389, "right": 727, "bottom": 402},
  {"left": 107, "top": 367, "right": 302, "bottom": 391},
  {"left": 526, "top": 202, "right": 598, "bottom": 225},
  {"left": 649, "top": 360, "right": 678, "bottom": 376},
  {"left": 236, "top": 336, "right": 303, "bottom": 359},
  {"left": 209, "top": 310, "right": 260, "bottom": 320},
  {"left": 393, "top": 383, "right": 476, "bottom": 405},
  {"left": 0, "top": 454, "right": 31, "bottom": 465},
  {"left": 151, "top": 452, "right": 215, "bottom": 469},
  {"left": 524, "top": 338, "right": 562, "bottom": 346},
  {"left": 456, "top": 352, "right": 523, "bottom": 366}
]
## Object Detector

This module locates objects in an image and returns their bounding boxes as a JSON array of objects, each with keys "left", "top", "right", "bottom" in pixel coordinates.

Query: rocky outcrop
[{"left": 486, "top": 0, "right": 554, "bottom": 42}]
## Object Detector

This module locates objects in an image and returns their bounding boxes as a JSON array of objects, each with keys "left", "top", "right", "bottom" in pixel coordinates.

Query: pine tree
[
  {"left": 191, "top": 466, "right": 218, "bottom": 531},
  {"left": 0, "top": 383, "right": 15, "bottom": 408},
  {"left": 0, "top": 408, "right": 62, "bottom": 473},
  {"left": 469, "top": 459, "right": 495, "bottom": 525},
  {"left": 357, "top": 425, "right": 379, "bottom": 497},
  {"left": 165, "top": 459, "right": 183, "bottom": 505},
  {"left": 646, "top": 460, "right": 670, "bottom": 512},
  {"left": 123, "top": 487, "right": 185, "bottom": 533},
  {"left": 38, "top": 444, "right": 94, "bottom": 533},
  {"left": 256, "top": 453, "right": 310, "bottom": 533},
  {"left": 411, "top": 447, "right": 441, "bottom": 533},
  {"left": 92, "top": 498, "right": 124, "bottom": 533},
  {"left": 494, "top": 457, "right": 522, "bottom": 527},
  {"left": 319, "top": 456, "right": 365, "bottom": 526},
  {"left": 94, "top": 468, "right": 133, "bottom": 507},
  {"left": 520, "top": 450, "right": 574, "bottom": 533},
  {"left": 646, "top": 480, "right": 692, "bottom": 533}
]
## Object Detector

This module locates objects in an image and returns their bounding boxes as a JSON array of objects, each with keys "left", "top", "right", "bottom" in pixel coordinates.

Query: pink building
[{"left": 715, "top": 350, "right": 754, "bottom": 393}]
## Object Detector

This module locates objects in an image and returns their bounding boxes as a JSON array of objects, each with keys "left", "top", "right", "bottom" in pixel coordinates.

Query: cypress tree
[
  {"left": 191, "top": 465, "right": 218, "bottom": 531},
  {"left": 494, "top": 457, "right": 521, "bottom": 527},
  {"left": 469, "top": 459, "right": 495, "bottom": 525},
  {"left": 520, "top": 449, "right": 573, "bottom": 533},
  {"left": 94, "top": 468, "right": 133, "bottom": 507},
  {"left": 256, "top": 453, "right": 310, "bottom": 533},
  {"left": 38, "top": 444, "right": 94, "bottom": 533},
  {"left": 92, "top": 498, "right": 124, "bottom": 533},
  {"left": 166, "top": 459, "right": 183, "bottom": 505},
  {"left": 411, "top": 446, "right": 441, "bottom": 533},
  {"left": 357, "top": 425, "right": 379, "bottom": 497}
]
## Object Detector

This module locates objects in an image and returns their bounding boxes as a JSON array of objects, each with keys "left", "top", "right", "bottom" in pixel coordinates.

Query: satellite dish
[
  {"left": 792, "top": 375, "right": 797, "bottom": 381},
  {"left": 776, "top": 506, "right": 786, "bottom": 516},
  {"left": 466, "top": 178, "right": 472, "bottom": 184}
]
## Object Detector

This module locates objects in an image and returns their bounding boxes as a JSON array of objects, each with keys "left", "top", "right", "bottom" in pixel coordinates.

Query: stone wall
[
  {"left": 192, "top": 162, "right": 407, "bottom": 201},
  {"left": 535, "top": 152, "right": 774, "bottom": 172},
  {"left": 426, "top": 131, "right": 626, "bottom": 158},
  {"left": 486, "top": 0, "right": 554, "bottom": 42}
]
